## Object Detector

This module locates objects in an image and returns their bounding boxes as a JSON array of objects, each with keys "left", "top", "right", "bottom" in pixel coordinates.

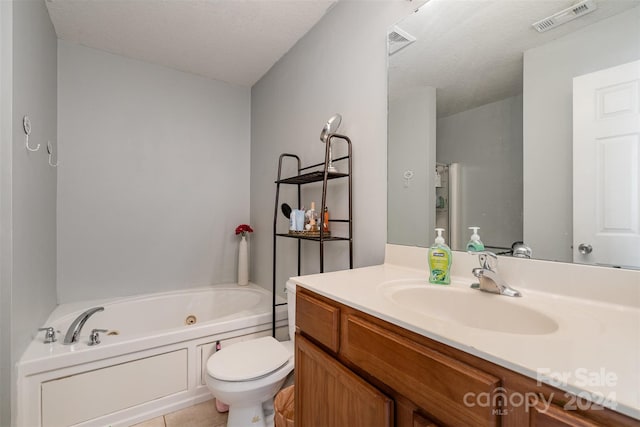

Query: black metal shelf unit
[{"left": 272, "top": 134, "right": 353, "bottom": 336}]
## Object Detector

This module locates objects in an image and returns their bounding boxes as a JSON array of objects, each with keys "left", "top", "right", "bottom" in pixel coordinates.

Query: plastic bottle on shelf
[
  {"left": 323, "top": 207, "right": 330, "bottom": 233},
  {"left": 305, "top": 202, "right": 319, "bottom": 232}
]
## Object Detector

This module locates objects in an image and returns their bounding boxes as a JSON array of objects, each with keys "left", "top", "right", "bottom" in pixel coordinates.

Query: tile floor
[
  {"left": 132, "top": 400, "right": 228, "bottom": 427},
  {"left": 132, "top": 375, "right": 293, "bottom": 427}
]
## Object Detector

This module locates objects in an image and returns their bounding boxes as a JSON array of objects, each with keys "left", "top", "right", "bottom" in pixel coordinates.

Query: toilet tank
[{"left": 285, "top": 281, "right": 296, "bottom": 340}]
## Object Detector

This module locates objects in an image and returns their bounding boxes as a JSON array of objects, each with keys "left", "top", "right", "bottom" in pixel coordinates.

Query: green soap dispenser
[
  {"left": 466, "top": 226, "right": 485, "bottom": 252},
  {"left": 428, "top": 228, "right": 452, "bottom": 285}
]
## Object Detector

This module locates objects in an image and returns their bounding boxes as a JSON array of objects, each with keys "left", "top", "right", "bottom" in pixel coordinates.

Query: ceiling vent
[
  {"left": 388, "top": 26, "right": 416, "bottom": 56},
  {"left": 532, "top": 0, "right": 598, "bottom": 33}
]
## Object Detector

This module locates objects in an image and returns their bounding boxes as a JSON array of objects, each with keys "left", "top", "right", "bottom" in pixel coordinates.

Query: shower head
[{"left": 320, "top": 114, "right": 342, "bottom": 143}]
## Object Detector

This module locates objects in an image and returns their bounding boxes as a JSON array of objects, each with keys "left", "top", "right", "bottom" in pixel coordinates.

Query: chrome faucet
[
  {"left": 63, "top": 307, "right": 104, "bottom": 344},
  {"left": 511, "top": 241, "right": 532, "bottom": 259},
  {"left": 470, "top": 251, "right": 521, "bottom": 297}
]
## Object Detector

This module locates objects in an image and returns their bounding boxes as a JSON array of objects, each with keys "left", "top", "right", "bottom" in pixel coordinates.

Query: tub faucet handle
[
  {"left": 88, "top": 329, "right": 108, "bottom": 346},
  {"left": 38, "top": 327, "right": 57, "bottom": 344}
]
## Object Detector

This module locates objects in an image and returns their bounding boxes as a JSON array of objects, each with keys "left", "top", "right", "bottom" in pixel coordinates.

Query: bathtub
[{"left": 17, "top": 284, "right": 289, "bottom": 427}]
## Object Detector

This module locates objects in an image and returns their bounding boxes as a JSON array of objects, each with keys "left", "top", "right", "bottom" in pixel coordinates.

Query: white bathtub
[{"left": 17, "top": 284, "right": 288, "bottom": 427}]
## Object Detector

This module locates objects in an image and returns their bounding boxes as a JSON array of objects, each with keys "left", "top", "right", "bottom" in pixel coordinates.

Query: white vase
[{"left": 238, "top": 235, "right": 249, "bottom": 286}]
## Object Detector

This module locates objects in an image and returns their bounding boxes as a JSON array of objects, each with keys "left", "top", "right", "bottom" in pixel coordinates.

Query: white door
[{"left": 573, "top": 60, "right": 640, "bottom": 268}]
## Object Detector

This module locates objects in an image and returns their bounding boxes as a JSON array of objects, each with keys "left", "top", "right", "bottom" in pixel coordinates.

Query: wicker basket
[{"left": 274, "top": 385, "right": 295, "bottom": 427}]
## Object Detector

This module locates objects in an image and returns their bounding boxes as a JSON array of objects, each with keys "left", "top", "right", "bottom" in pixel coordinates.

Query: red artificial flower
[{"left": 235, "top": 224, "right": 254, "bottom": 235}]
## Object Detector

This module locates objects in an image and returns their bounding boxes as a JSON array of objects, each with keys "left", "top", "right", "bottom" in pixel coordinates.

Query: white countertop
[{"left": 290, "top": 258, "right": 640, "bottom": 420}]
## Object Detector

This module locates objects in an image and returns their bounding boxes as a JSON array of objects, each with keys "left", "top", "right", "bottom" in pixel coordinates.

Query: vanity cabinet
[{"left": 294, "top": 288, "right": 639, "bottom": 427}]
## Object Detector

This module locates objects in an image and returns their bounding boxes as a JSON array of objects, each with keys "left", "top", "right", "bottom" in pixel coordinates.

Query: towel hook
[
  {"left": 46, "top": 141, "right": 58, "bottom": 167},
  {"left": 23, "top": 116, "right": 40, "bottom": 152}
]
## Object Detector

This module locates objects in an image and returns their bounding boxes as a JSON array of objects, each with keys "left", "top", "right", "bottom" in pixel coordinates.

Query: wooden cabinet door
[{"left": 295, "top": 334, "right": 393, "bottom": 427}]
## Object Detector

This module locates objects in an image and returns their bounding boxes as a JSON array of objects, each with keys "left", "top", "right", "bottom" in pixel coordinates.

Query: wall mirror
[{"left": 387, "top": 0, "right": 640, "bottom": 269}]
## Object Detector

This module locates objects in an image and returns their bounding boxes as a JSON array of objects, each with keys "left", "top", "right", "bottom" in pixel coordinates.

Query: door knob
[{"left": 578, "top": 243, "right": 593, "bottom": 255}]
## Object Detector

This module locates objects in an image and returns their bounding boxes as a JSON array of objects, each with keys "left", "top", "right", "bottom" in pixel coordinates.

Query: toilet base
[{"left": 226, "top": 400, "right": 275, "bottom": 427}]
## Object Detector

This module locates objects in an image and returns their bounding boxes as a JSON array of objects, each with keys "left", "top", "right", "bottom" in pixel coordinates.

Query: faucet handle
[
  {"left": 476, "top": 251, "right": 498, "bottom": 271},
  {"left": 88, "top": 329, "right": 108, "bottom": 346},
  {"left": 38, "top": 327, "right": 57, "bottom": 344}
]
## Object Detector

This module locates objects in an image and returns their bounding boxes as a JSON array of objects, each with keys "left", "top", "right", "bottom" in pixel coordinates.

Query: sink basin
[{"left": 380, "top": 281, "right": 559, "bottom": 335}]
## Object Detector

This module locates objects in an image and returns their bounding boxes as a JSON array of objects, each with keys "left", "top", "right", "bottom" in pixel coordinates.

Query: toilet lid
[{"left": 207, "top": 336, "right": 291, "bottom": 381}]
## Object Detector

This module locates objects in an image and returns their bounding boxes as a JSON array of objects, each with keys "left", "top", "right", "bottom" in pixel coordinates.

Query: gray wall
[
  {"left": 57, "top": 42, "right": 251, "bottom": 303},
  {"left": 523, "top": 7, "right": 640, "bottom": 262},
  {"left": 0, "top": 3, "right": 12, "bottom": 425},
  {"left": 250, "top": 1, "right": 418, "bottom": 295},
  {"left": 437, "top": 95, "right": 523, "bottom": 249},
  {"left": 388, "top": 86, "right": 436, "bottom": 247},
  {"left": 3, "top": 1, "right": 58, "bottom": 424}
]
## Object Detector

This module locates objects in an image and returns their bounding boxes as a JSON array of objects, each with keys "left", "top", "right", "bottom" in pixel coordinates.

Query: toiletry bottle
[
  {"left": 466, "top": 226, "right": 485, "bottom": 252},
  {"left": 428, "top": 228, "right": 452, "bottom": 285},
  {"left": 323, "top": 207, "right": 330, "bottom": 233},
  {"left": 289, "top": 209, "right": 296, "bottom": 231},
  {"left": 306, "top": 202, "right": 318, "bottom": 231},
  {"left": 295, "top": 208, "right": 305, "bottom": 231}
]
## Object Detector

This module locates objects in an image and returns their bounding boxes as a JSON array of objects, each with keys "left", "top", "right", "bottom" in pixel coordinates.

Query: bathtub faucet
[{"left": 63, "top": 307, "right": 104, "bottom": 344}]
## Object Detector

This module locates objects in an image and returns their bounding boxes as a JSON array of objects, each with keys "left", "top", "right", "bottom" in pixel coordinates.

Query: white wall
[
  {"left": 4, "top": 1, "right": 58, "bottom": 424},
  {"left": 437, "top": 95, "right": 523, "bottom": 250},
  {"left": 57, "top": 42, "right": 251, "bottom": 303},
  {"left": 388, "top": 86, "right": 436, "bottom": 247},
  {"left": 523, "top": 7, "right": 640, "bottom": 262},
  {"left": 250, "top": 1, "right": 419, "bottom": 296}
]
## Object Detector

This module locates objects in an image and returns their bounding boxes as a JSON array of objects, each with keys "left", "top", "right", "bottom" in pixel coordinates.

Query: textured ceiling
[
  {"left": 389, "top": 0, "right": 640, "bottom": 118},
  {"left": 46, "top": 0, "right": 336, "bottom": 87}
]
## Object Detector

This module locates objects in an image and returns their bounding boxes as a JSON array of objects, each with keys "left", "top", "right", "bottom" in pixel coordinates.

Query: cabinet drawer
[
  {"left": 342, "top": 315, "right": 500, "bottom": 427},
  {"left": 297, "top": 291, "right": 340, "bottom": 352}
]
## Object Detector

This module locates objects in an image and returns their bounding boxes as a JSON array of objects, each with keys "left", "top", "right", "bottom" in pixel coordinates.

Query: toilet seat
[{"left": 207, "top": 336, "right": 291, "bottom": 382}]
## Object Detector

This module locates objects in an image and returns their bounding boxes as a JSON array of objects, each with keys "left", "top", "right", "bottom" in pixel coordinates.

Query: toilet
[{"left": 205, "top": 282, "right": 296, "bottom": 427}]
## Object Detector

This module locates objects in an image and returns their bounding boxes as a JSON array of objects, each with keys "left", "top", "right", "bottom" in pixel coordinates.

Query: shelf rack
[{"left": 272, "top": 134, "right": 353, "bottom": 336}]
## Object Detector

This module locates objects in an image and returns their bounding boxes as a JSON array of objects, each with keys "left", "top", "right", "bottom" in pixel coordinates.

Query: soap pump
[
  {"left": 466, "top": 226, "right": 485, "bottom": 252},
  {"left": 428, "top": 228, "right": 452, "bottom": 285}
]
